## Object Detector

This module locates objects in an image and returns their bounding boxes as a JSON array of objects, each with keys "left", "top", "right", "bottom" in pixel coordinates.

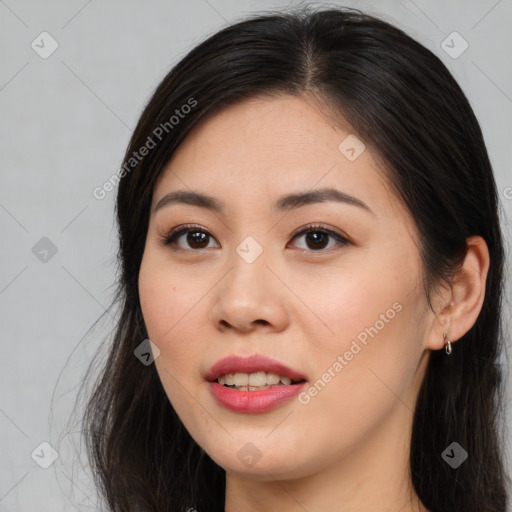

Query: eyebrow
[{"left": 154, "top": 187, "right": 374, "bottom": 215}]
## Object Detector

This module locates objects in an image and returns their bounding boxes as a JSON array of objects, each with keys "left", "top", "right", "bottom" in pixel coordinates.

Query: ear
[{"left": 425, "top": 235, "right": 490, "bottom": 351}]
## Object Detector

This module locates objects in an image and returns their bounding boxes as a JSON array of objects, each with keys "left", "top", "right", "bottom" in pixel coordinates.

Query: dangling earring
[{"left": 443, "top": 333, "right": 452, "bottom": 355}]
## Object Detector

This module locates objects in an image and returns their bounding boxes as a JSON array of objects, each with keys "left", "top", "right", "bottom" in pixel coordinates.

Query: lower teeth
[{"left": 223, "top": 384, "right": 286, "bottom": 391}]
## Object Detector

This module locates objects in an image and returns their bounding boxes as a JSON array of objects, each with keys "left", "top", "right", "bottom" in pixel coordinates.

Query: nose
[{"left": 209, "top": 247, "right": 290, "bottom": 334}]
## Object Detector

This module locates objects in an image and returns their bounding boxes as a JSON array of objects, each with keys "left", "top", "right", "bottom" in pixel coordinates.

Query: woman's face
[{"left": 138, "top": 95, "right": 436, "bottom": 480}]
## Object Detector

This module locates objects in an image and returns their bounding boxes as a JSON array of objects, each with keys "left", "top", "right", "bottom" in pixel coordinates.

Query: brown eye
[
  {"left": 161, "top": 223, "right": 349, "bottom": 253},
  {"left": 162, "top": 225, "right": 219, "bottom": 250},
  {"left": 185, "top": 231, "right": 210, "bottom": 249},
  {"left": 290, "top": 224, "right": 349, "bottom": 252},
  {"left": 304, "top": 232, "right": 329, "bottom": 250}
]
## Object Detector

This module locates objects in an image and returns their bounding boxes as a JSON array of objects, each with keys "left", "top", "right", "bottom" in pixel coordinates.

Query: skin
[{"left": 138, "top": 94, "right": 489, "bottom": 512}]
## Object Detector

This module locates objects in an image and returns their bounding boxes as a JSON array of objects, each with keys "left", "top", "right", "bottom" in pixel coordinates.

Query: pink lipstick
[{"left": 205, "top": 354, "right": 307, "bottom": 413}]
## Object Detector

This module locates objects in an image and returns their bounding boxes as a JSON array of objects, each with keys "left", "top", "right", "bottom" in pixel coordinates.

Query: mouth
[
  {"left": 205, "top": 354, "right": 308, "bottom": 391},
  {"left": 205, "top": 354, "right": 308, "bottom": 413},
  {"left": 215, "top": 371, "right": 306, "bottom": 391}
]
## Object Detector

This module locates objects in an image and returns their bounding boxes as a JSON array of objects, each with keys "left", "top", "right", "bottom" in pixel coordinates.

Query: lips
[{"left": 204, "top": 354, "right": 307, "bottom": 384}]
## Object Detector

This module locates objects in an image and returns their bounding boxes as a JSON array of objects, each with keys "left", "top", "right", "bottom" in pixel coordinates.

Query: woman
[{"left": 82, "top": 6, "right": 510, "bottom": 511}]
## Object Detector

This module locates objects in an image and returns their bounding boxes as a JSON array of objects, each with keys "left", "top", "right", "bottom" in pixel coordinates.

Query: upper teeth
[{"left": 218, "top": 371, "right": 293, "bottom": 386}]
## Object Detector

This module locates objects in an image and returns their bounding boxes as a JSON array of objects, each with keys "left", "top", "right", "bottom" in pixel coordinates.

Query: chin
[{"left": 207, "top": 445, "right": 312, "bottom": 481}]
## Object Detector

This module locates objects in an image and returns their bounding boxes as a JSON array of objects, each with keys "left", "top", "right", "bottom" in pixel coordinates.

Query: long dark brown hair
[{"left": 79, "top": 6, "right": 510, "bottom": 511}]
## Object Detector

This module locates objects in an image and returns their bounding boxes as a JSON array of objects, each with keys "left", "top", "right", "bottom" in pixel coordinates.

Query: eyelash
[{"left": 159, "top": 223, "right": 350, "bottom": 253}]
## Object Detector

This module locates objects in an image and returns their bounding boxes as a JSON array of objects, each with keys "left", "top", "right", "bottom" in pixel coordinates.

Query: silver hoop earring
[{"left": 443, "top": 333, "right": 452, "bottom": 355}]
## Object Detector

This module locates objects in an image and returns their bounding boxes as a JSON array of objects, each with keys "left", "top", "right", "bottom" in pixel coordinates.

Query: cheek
[
  {"left": 138, "top": 253, "right": 209, "bottom": 389},
  {"left": 296, "top": 259, "right": 408, "bottom": 350},
  {"left": 299, "top": 247, "right": 424, "bottom": 397},
  {"left": 138, "top": 253, "right": 195, "bottom": 342},
  {"left": 296, "top": 298, "right": 423, "bottom": 457},
  {"left": 138, "top": 268, "right": 170, "bottom": 342},
  {"left": 138, "top": 262, "right": 196, "bottom": 414}
]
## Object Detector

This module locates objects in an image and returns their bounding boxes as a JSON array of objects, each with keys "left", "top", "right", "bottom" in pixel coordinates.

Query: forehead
[
  {"left": 161, "top": 95, "right": 349, "bottom": 179},
  {"left": 153, "top": 94, "right": 406, "bottom": 223}
]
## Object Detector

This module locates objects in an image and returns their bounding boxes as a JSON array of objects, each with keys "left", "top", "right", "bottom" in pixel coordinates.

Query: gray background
[{"left": 1, "top": 0, "right": 511, "bottom": 510}]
